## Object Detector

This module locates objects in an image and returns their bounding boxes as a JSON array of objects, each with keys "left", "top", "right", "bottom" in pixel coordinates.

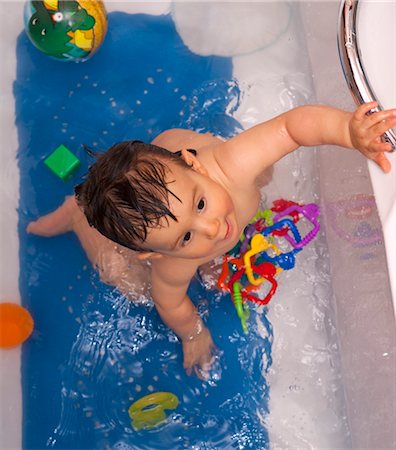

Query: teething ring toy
[
  {"left": 240, "top": 223, "right": 256, "bottom": 253},
  {"left": 274, "top": 204, "right": 320, "bottom": 248},
  {"left": 262, "top": 218, "right": 302, "bottom": 243},
  {"left": 271, "top": 199, "right": 300, "bottom": 222},
  {"left": 244, "top": 234, "right": 281, "bottom": 285},
  {"left": 249, "top": 262, "right": 278, "bottom": 304},
  {"left": 241, "top": 209, "right": 274, "bottom": 252},
  {"left": 232, "top": 282, "right": 250, "bottom": 334},
  {"left": 218, "top": 256, "right": 244, "bottom": 292}
]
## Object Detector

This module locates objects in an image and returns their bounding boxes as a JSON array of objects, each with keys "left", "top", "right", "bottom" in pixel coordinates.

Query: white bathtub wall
[
  {"left": 358, "top": 0, "right": 396, "bottom": 311},
  {"left": 0, "top": 2, "right": 24, "bottom": 449},
  {"left": 300, "top": 2, "right": 396, "bottom": 449}
]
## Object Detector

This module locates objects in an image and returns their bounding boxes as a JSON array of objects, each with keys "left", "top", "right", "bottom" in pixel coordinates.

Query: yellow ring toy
[{"left": 128, "top": 392, "right": 179, "bottom": 431}]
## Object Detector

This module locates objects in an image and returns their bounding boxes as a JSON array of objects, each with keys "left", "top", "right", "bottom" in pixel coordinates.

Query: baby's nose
[{"left": 200, "top": 217, "right": 220, "bottom": 239}]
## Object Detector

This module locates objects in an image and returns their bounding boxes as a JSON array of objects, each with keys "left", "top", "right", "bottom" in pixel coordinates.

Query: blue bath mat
[{"left": 15, "top": 11, "right": 271, "bottom": 449}]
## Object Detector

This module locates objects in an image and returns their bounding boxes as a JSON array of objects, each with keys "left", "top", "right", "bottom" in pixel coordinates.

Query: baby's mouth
[{"left": 224, "top": 218, "right": 232, "bottom": 240}]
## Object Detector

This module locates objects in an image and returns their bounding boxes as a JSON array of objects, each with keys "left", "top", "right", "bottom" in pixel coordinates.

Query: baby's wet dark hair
[{"left": 75, "top": 140, "right": 190, "bottom": 251}]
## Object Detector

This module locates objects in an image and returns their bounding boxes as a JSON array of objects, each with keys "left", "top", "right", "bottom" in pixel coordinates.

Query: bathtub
[{"left": 1, "top": 1, "right": 395, "bottom": 449}]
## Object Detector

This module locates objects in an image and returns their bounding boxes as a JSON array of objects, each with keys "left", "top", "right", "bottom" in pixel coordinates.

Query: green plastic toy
[
  {"left": 44, "top": 144, "right": 80, "bottom": 181},
  {"left": 128, "top": 392, "right": 179, "bottom": 431}
]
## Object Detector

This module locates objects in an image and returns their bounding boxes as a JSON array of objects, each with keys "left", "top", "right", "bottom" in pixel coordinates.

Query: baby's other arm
[
  {"left": 215, "top": 102, "right": 395, "bottom": 186},
  {"left": 151, "top": 258, "right": 215, "bottom": 377}
]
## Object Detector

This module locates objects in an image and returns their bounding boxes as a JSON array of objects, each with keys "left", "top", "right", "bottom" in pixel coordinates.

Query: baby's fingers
[
  {"left": 366, "top": 108, "right": 396, "bottom": 126},
  {"left": 371, "top": 152, "right": 391, "bottom": 173},
  {"left": 369, "top": 139, "right": 394, "bottom": 154},
  {"left": 354, "top": 101, "right": 378, "bottom": 121},
  {"left": 193, "top": 361, "right": 212, "bottom": 381},
  {"left": 183, "top": 360, "right": 193, "bottom": 376},
  {"left": 369, "top": 113, "right": 396, "bottom": 138}
]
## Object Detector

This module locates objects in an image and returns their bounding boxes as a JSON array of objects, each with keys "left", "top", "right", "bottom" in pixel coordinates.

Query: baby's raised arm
[
  {"left": 151, "top": 257, "right": 215, "bottom": 377},
  {"left": 215, "top": 102, "right": 395, "bottom": 186}
]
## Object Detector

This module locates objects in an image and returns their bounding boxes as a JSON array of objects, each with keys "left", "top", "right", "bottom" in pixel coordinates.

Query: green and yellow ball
[{"left": 24, "top": 0, "right": 107, "bottom": 61}]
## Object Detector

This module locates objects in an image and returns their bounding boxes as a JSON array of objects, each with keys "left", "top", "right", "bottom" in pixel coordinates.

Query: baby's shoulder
[
  {"left": 151, "top": 255, "right": 200, "bottom": 287},
  {"left": 152, "top": 129, "right": 222, "bottom": 152}
]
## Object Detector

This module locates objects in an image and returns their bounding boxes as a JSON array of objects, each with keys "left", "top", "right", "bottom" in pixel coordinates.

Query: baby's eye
[
  {"left": 197, "top": 198, "right": 206, "bottom": 211},
  {"left": 182, "top": 231, "right": 192, "bottom": 246}
]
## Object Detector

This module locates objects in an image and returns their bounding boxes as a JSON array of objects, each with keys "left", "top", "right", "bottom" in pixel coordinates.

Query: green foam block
[{"left": 44, "top": 144, "right": 81, "bottom": 181}]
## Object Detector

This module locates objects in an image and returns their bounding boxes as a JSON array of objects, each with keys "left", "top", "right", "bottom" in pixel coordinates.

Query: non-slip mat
[{"left": 15, "top": 12, "right": 271, "bottom": 449}]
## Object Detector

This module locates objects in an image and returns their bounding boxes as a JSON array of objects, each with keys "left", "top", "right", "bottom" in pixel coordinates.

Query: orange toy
[{"left": 0, "top": 303, "right": 34, "bottom": 348}]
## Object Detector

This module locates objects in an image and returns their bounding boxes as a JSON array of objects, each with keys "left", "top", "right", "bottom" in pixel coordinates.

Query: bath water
[{"left": 16, "top": 10, "right": 349, "bottom": 450}]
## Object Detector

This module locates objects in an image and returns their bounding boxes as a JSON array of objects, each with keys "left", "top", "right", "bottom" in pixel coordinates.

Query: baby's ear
[
  {"left": 181, "top": 149, "right": 208, "bottom": 176},
  {"left": 136, "top": 251, "right": 164, "bottom": 261}
]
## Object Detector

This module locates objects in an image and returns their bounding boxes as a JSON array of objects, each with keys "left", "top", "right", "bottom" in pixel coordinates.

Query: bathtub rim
[{"left": 337, "top": 0, "right": 396, "bottom": 318}]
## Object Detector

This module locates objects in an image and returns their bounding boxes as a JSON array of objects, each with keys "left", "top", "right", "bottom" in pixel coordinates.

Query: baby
[{"left": 27, "top": 102, "right": 395, "bottom": 377}]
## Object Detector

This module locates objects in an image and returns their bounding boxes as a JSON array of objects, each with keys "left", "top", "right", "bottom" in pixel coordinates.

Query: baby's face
[{"left": 143, "top": 162, "right": 239, "bottom": 261}]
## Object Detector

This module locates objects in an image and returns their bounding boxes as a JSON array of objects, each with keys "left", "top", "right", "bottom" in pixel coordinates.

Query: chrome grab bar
[{"left": 338, "top": 0, "right": 396, "bottom": 150}]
